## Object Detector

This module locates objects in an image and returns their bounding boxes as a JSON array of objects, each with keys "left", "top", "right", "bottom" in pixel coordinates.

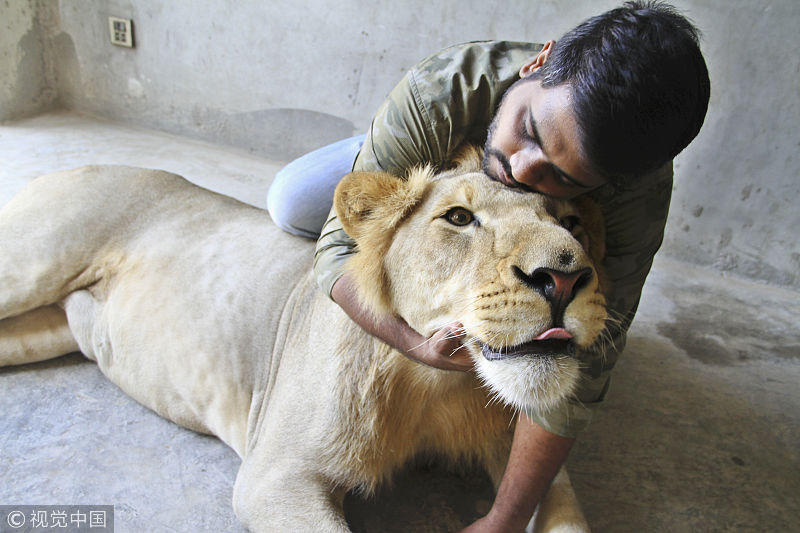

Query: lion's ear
[
  {"left": 448, "top": 144, "right": 484, "bottom": 173},
  {"left": 334, "top": 168, "right": 431, "bottom": 241},
  {"left": 572, "top": 197, "right": 605, "bottom": 265},
  {"left": 573, "top": 196, "right": 609, "bottom": 293},
  {"left": 334, "top": 171, "right": 406, "bottom": 240}
]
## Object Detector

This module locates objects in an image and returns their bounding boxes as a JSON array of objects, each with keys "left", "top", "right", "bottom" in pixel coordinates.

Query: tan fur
[
  {"left": 0, "top": 151, "right": 602, "bottom": 532},
  {"left": 335, "top": 166, "right": 432, "bottom": 315},
  {"left": 336, "top": 147, "right": 608, "bottom": 416}
]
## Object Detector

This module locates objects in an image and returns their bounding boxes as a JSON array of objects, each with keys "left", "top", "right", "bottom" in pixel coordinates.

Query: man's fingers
[
  {"left": 442, "top": 323, "right": 467, "bottom": 345},
  {"left": 446, "top": 322, "right": 466, "bottom": 339},
  {"left": 420, "top": 322, "right": 474, "bottom": 371},
  {"left": 447, "top": 342, "right": 470, "bottom": 358},
  {"left": 444, "top": 345, "right": 473, "bottom": 370}
]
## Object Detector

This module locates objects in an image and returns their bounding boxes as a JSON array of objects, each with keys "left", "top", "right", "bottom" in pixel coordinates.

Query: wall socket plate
[{"left": 108, "top": 17, "right": 134, "bottom": 47}]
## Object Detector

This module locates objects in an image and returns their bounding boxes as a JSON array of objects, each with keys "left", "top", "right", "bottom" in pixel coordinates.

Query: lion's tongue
[{"left": 535, "top": 328, "right": 573, "bottom": 341}]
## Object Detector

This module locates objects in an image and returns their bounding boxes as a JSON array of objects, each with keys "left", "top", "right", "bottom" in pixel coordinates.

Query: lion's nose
[{"left": 514, "top": 266, "right": 593, "bottom": 324}]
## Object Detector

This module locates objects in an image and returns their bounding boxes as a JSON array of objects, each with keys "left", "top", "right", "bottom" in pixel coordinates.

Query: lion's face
[{"left": 335, "top": 149, "right": 608, "bottom": 414}]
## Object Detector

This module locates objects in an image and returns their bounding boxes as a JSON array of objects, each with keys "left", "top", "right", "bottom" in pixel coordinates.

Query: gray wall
[
  {"left": 662, "top": 2, "right": 800, "bottom": 288},
  {"left": 1, "top": 0, "right": 799, "bottom": 289},
  {"left": 0, "top": 0, "right": 56, "bottom": 119}
]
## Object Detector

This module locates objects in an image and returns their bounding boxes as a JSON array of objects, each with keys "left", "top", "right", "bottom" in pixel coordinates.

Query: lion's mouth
[{"left": 479, "top": 328, "right": 575, "bottom": 361}]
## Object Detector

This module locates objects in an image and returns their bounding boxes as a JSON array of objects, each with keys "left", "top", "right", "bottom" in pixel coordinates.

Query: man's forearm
[
  {"left": 330, "top": 273, "right": 472, "bottom": 372},
  {"left": 477, "top": 414, "right": 574, "bottom": 532},
  {"left": 331, "top": 273, "right": 424, "bottom": 355}
]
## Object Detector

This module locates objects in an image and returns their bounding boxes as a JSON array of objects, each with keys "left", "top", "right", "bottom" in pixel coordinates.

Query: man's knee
[
  {"left": 266, "top": 172, "right": 323, "bottom": 239},
  {"left": 266, "top": 134, "right": 366, "bottom": 239}
]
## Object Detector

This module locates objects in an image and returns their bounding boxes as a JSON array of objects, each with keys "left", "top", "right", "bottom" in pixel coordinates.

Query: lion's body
[{"left": 0, "top": 153, "right": 601, "bottom": 532}]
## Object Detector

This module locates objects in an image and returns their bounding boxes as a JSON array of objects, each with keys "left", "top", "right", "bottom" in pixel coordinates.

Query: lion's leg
[
  {"left": 0, "top": 304, "right": 79, "bottom": 367},
  {"left": 61, "top": 290, "right": 103, "bottom": 363},
  {"left": 233, "top": 455, "right": 349, "bottom": 533},
  {"left": 0, "top": 169, "right": 112, "bottom": 367},
  {"left": 528, "top": 467, "right": 590, "bottom": 533},
  {"left": 0, "top": 168, "right": 110, "bottom": 321}
]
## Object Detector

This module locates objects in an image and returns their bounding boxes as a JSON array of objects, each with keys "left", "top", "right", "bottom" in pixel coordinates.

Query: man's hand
[{"left": 406, "top": 321, "right": 473, "bottom": 371}]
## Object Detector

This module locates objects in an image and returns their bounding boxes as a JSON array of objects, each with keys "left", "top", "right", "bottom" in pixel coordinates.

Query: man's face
[{"left": 482, "top": 78, "right": 606, "bottom": 200}]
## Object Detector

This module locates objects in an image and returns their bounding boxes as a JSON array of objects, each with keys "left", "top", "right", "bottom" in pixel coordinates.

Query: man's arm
[
  {"left": 331, "top": 273, "right": 472, "bottom": 371},
  {"left": 462, "top": 416, "right": 574, "bottom": 533}
]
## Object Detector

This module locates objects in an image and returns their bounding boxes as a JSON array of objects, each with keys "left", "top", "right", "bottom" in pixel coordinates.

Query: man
[{"left": 268, "top": 2, "right": 710, "bottom": 530}]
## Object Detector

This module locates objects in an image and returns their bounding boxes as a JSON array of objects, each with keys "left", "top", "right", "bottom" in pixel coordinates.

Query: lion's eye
[
  {"left": 444, "top": 207, "right": 474, "bottom": 226},
  {"left": 560, "top": 215, "right": 581, "bottom": 232}
]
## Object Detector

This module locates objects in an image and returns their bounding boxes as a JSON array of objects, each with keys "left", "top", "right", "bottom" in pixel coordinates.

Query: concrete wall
[
  {"left": 1, "top": 0, "right": 798, "bottom": 288},
  {"left": 661, "top": 2, "right": 800, "bottom": 288},
  {"left": 0, "top": 0, "right": 57, "bottom": 119},
  {"left": 40, "top": 0, "right": 621, "bottom": 160}
]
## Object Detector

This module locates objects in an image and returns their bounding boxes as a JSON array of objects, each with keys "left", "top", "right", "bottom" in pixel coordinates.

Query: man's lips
[
  {"left": 480, "top": 328, "right": 575, "bottom": 361},
  {"left": 495, "top": 161, "right": 514, "bottom": 187}
]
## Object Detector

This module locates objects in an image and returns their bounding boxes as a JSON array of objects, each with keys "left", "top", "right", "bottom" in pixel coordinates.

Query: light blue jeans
[{"left": 266, "top": 134, "right": 366, "bottom": 239}]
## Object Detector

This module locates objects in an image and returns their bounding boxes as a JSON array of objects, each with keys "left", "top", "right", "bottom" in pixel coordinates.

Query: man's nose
[{"left": 509, "top": 148, "right": 548, "bottom": 187}]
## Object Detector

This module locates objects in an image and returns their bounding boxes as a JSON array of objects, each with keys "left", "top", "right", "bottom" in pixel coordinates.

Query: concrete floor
[{"left": 1, "top": 112, "right": 798, "bottom": 533}]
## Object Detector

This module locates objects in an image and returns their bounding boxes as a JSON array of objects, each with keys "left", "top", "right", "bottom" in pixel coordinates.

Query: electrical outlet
[{"left": 108, "top": 17, "right": 134, "bottom": 47}]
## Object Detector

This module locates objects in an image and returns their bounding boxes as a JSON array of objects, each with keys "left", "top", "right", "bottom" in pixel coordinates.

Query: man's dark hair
[{"left": 537, "top": 1, "right": 710, "bottom": 182}]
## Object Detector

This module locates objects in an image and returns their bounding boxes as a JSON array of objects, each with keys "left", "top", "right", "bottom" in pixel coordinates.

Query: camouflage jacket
[{"left": 313, "top": 41, "right": 672, "bottom": 437}]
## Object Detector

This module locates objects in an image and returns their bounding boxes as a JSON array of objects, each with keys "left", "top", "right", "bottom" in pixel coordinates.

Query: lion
[{"left": 0, "top": 146, "right": 607, "bottom": 532}]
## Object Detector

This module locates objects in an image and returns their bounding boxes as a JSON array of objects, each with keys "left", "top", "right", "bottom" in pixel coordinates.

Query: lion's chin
[{"left": 473, "top": 353, "right": 581, "bottom": 416}]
